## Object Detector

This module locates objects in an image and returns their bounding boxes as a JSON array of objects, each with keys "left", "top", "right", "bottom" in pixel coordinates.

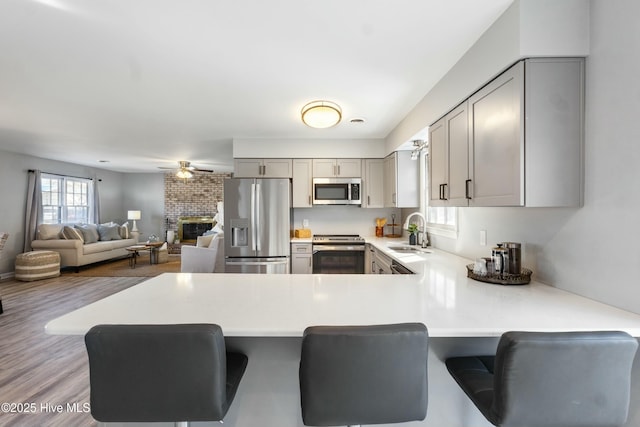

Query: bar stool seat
[
  {"left": 299, "top": 323, "right": 428, "bottom": 426},
  {"left": 85, "top": 323, "right": 247, "bottom": 426},
  {"left": 446, "top": 331, "right": 638, "bottom": 427}
]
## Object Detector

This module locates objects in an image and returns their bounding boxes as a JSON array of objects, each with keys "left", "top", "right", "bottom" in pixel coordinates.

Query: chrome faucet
[{"left": 403, "top": 212, "right": 428, "bottom": 247}]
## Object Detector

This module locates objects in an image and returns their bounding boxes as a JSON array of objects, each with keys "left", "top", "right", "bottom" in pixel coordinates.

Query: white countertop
[{"left": 45, "top": 248, "right": 640, "bottom": 337}]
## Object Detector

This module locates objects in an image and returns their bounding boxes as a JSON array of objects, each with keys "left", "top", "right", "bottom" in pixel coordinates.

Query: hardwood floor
[{"left": 0, "top": 275, "right": 143, "bottom": 426}]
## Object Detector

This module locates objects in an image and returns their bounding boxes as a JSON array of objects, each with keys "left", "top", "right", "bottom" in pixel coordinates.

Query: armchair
[{"left": 180, "top": 234, "right": 225, "bottom": 273}]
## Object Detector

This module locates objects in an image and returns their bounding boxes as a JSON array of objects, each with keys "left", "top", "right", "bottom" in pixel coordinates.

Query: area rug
[{"left": 61, "top": 254, "right": 181, "bottom": 277}]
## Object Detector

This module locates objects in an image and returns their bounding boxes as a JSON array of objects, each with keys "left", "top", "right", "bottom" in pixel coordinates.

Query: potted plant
[{"left": 407, "top": 223, "right": 419, "bottom": 245}]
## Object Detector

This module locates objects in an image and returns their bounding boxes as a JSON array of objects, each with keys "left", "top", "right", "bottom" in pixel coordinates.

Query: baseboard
[{"left": 0, "top": 271, "right": 15, "bottom": 280}]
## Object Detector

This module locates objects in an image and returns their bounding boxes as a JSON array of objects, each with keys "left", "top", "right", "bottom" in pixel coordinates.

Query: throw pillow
[
  {"left": 196, "top": 234, "right": 215, "bottom": 248},
  {"left": 75, "top": 224, "right": 99, "bottom": 244},
  {"left": 61, "top": 226, "right": 84, "bottom": 242},
  {"left": 98, "top": 224, "right": 122, "bottom": 241},
  {"left": 38, "top": 224, "right": 63, "bottom": 240},
  {"left": 119, "top": 222, "right": 129, "bottom": 239}
]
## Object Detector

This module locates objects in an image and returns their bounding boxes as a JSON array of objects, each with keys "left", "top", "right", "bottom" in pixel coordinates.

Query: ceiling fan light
[
  {"left": 176, "top": 169, "right": 193, "bottom": 179},
  {"left": 301, "top": 100, "right": 342, "bottom": 129}
]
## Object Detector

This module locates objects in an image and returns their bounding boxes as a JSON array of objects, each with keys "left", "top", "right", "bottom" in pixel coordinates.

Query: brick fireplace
[{"left": 164, "top": 172, "right": 231, "bottom": 249}]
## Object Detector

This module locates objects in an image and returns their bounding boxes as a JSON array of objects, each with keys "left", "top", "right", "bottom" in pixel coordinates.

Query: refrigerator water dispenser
[{"left": 230, "top": 218, "right": 249, "bottom": 247}]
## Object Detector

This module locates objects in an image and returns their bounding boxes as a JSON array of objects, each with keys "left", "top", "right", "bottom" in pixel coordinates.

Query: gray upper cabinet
[
  {"left": 429, "top": 101, "right": 470, "bottom": 207},
  {"left": 363, "top": 159, "right": 384, "bottom": 208},
  {"left": 430, "top": 58, "right": 584, "bottom": 207},
  {"left": 234, "top": 158, "right": 293, "bottom": 178},
  {"left": 312, "top": 159, "right": 361, "bottom": 178},
  {"left": 384, "top": 151, "right": 419, "bottom": 208},
  {"left": 292, "top": 159, "right": 313, "bottom": 207}
]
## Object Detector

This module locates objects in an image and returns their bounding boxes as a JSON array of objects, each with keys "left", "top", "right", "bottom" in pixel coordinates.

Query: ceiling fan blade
[{"left": 193, "top": 168, "right": 214, "bottom": 173}]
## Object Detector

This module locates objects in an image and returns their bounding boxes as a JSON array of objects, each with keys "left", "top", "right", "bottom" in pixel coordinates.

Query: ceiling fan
[{"left": 159, "top": 161, "right": 214, "bottom": 178}]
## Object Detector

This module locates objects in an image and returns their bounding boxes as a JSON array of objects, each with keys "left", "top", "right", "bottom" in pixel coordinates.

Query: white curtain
[{"left": 24, "top": 170, "right": 42, "bottom": 252}]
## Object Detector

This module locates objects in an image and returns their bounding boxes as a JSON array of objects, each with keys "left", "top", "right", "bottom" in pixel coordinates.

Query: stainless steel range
[{"left": 312, "top": 234, "right": 365, "bottom": 274}]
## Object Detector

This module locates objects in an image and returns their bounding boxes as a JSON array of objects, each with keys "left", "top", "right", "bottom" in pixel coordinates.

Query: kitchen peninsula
[{"left": 46, "top": 248, "right": 640, "bottom": 427}]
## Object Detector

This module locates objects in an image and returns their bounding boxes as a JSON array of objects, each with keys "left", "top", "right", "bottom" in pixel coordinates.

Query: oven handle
[{"left": 312, "top": 245, "right": 366, "bottom": 252}]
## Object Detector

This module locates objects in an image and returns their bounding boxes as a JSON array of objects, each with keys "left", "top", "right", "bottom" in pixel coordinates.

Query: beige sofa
[{"left": 31, "top": 223, "right": 137, "bottom": 269}]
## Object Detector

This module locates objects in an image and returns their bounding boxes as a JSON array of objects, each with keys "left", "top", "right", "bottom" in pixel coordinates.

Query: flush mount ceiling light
[{"left": 301, "top": 100, "right": 342, "bottom": 129}]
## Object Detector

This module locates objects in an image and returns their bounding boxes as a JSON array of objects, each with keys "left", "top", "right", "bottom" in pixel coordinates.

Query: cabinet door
[
  {"left": 291, "top": 243, "right": 312, "bottom": 274},
  {"left": 336, "top": 159, "right": 361, "bottom": 177},
  {"left": 428, "top": 118, "right": 447, "bottom": 206},
  {"left": 383, "top": 154, "right": 397, "bottom": 207},
  {"left": 469, "top": 62, "right": 524, "bottom": 206},
  {"left": 292, "top": 159, "right": 312, "bottom": 207},
  {"left": 234, "top": 159, "right": 262, "bottom": 177},
  {"left": 447, "top": 101, "right": 470, "bottom": 206},
  {"left": 262, "top": 159, "right": 292, "bottom": 178},
  {"left": 312, "top": 159, "right": 337, "bottom": 177},
  {"left": 364, "top": 159, "right": 384, "bottom": 208}
]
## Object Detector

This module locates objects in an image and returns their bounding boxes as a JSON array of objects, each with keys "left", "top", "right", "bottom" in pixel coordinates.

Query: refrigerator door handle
[
  {"left": 255, "top": 183, "right": 261, "bottom": 251},
  {"left": 226, "top": 260, "right": 289, "bottom": 266},
  {"left": 250, "top": 183, "right": 257, "bottom": 251}
]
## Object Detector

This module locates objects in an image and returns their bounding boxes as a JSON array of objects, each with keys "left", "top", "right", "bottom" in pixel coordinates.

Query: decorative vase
[
  {"left": 166, "top": 230, "right": 175, "bottom": 243},
  {"left": 409, "top": 233, "right": 417, "bottom": 245}
]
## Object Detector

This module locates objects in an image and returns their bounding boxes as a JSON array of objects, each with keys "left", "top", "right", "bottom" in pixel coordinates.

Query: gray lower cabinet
[
  {"left": 366, "top": 244, "right": 392, "bottom": 274},
  {"left": 429, "top": 57, "right": 584, "bottom": 207},
  {"left": 291, "top": 243, "right": 312, "bottom": 274}
]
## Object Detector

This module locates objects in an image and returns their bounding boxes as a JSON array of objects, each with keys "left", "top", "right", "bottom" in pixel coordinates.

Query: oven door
[{"left": 312, "top": 245, "right": 365, "bottom": 274}]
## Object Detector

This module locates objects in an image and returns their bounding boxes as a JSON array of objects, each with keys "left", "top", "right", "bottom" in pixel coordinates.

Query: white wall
[
  {"left": 293, "top": 206, "right": 401, "bottom": 238},
  {"left": 431, "top": 0, "right": 640, "bottom": 315},
  {"left": 233, "top": 138, "right": 386, "bottom": 158},
  {"left": 386, "top": 0, "right": 590, "bottom": 152}
]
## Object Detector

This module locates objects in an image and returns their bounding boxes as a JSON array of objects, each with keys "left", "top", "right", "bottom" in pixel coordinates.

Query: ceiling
[{"left": 0, "top": 0, "right": 513, "bottom": 173}]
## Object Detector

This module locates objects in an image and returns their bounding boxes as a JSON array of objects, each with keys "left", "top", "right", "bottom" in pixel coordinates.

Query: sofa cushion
[
  {"left": 62, "top": 225, "right": 84, "bottom": 242},
  {"left": 38, "top": 224, "right": 64, "bottom": 240},
  {"left": 75, "top": 224, "right": 99, "bottom": 244},
  {"left": 98, "top": 224, "right": 122, "bottom": 241}
]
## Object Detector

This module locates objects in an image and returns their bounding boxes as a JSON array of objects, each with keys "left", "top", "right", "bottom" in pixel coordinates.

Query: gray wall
[{"left": 122, "top": 173, "right": 165, "bottom": 242}]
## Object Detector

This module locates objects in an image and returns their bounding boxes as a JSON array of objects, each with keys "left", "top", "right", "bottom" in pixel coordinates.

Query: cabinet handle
[
  {"left": 392, "top": 193, "right": 396, "bottom": 205},
  {"left": 440, "top": 183, "right": 448, "bottom": 200},
  {"left": 309, "top": 257, "right": 312, "bottom": 267},
  {"left": 439, "top": 184, "right": 444, "bottom": 200},
  {"left": 262, "top": 165, "right": 266, "bottom": 175},
  {"left": 465, "top": 179, "right": 472, "bottom": 199},
  {"left": 367, "top": 195, "right": 370, "bottom": 205},
  {"left": 308, "top": 195, "right": 311, "bottom": 205},
  {"left": 337, "top": 165, "right": 341, "bottom": 176}
]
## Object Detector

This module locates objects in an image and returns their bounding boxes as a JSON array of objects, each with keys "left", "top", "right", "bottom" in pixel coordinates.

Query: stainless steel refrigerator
[{"left": 224, "top": 178, "right": 291, "bottom": 273}]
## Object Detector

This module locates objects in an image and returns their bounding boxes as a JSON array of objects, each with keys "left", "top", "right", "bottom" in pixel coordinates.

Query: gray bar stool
[
  {"left": 446, "top": 331, "right": 638, "bottom": 427},
  {"left": 299, "top": 323, "right": 429, "bottom": 426},
  {"left": 85, "top": 323, "right": 248, "bottom": 427}
]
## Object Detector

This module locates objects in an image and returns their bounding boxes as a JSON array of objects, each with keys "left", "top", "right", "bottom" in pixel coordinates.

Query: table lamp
[{"left": 127, "top": 210, "right": 141, "bottom": 232}]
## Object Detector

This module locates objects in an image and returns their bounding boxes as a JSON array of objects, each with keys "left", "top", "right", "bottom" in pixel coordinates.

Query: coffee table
[{"left": 125, "top": 245, "right": 149, "bottom": 268}]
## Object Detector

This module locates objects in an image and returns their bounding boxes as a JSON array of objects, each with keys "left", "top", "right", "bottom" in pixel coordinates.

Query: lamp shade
[
  {"left": 127, "top": 210, "right": 141, "bottom": 220},
  {"left": 301, "top": 100, "right": 342, "bottom": 129}
]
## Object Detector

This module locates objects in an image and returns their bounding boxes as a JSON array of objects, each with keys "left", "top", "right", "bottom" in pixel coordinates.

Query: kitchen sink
[{"left": 388, "top": 245, "right": 430, "bottom": 253}]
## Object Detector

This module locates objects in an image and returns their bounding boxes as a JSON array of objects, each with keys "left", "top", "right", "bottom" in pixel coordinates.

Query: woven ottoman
[{"left": 15, "top": 251, "right": 61, "bottom": 281}]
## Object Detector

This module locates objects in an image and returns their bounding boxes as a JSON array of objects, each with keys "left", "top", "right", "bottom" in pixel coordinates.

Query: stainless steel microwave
[{"left": 312, "top": 178, "right": 362, "bottom": 205}]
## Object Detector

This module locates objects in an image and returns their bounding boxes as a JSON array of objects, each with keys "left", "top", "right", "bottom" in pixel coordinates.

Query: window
[
  {"left": 424, "top": 154, "right": 458, "bottom": 239},
  {"left": 41, "top": 174, "right": 93, "bottom": 224}
]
